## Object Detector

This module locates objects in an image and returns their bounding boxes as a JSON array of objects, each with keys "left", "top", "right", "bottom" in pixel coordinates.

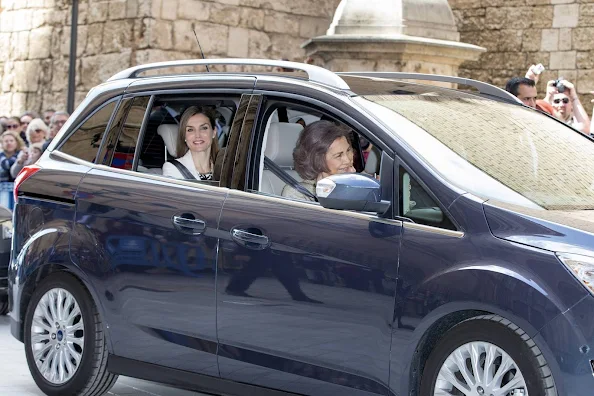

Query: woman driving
[
  {"left": 282, "top": 120, "right": 355, "bottom": 201},
  {"left": 162, "top": 106, "right": 219, "bottom": 180}
]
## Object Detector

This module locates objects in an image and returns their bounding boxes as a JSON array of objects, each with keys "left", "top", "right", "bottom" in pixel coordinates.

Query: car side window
[
  {"left": 97, "top": 96, "right": 150, "bottom": 170},
  {"left": 59, "top": 100, "right": 118, "bottom": 163},
  {"left": 132, "top": 94, "right": 241, "bottom": 182},
  {"left": 253, "top": 102, "right": 383, "bottom": 204},
  {"left": 107, "top": 97, "right": 150, "bottom": 170},
  {"left": 399, "top": 167, "right": 456, "bottom": 230}
]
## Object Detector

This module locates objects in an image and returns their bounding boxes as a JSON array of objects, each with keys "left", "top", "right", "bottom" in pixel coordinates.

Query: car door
[
  {"left": 216, "top": 94, "right": 402, "bottom": 395},
  {"left": 71, "top": 91, "right": 254, "bottom": 377}
]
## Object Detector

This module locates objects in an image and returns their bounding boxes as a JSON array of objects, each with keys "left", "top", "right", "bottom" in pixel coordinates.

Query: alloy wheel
[
  {"left": 30, "top": 288, "right": 85, "bottom": 385},
  {"left": 434, "top": 341, "right": 528, "bottom": 396}
]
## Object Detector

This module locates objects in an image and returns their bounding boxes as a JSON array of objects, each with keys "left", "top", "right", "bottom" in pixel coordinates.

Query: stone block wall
[
  {"left": 449, "top": 0, "right": 594, "bottom": 113},
  {"left": 0, "top": 0, "right": 340, "bottom": 116},
  {"left": 6, "top": 0, "right": 590, "bottom": 117}
]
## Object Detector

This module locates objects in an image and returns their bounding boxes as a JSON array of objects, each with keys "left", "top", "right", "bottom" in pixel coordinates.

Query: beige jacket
[{"left": 281, "top": 180, "right": 316, "bottom": 202}]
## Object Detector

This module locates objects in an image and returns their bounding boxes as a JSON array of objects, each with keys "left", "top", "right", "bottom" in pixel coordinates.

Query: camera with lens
[{"left": 553, "top": 78, "right": 566, "bottom": 93}]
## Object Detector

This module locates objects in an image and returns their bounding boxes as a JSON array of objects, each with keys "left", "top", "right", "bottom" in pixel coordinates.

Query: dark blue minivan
[{"left": 8, "top": 59, "right": 594, "bottom": 396}]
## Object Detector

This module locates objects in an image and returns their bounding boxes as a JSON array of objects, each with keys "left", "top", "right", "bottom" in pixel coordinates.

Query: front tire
[
  {"left": 24, "top": 273, "right": 117, "bottom": 396},
  {"left": 420, "top": 314, "right": 556, "bottom": 396}
]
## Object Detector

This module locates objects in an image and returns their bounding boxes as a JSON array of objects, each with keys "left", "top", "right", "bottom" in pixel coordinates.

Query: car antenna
[{"left": 193, "top": 28, "right": 210, "bottom": 72}]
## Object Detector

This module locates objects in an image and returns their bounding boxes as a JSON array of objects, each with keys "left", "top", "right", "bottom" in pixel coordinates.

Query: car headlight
[
  {"left": 2, "top": 220, "right": 12, "bottom": 240},
  {"left": 557, "top": 253, "right": 594, "bottom": 295}
]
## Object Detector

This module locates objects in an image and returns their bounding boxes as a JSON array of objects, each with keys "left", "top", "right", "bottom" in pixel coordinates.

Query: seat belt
[
  {"left": 277, "top": 107, "right": 289, "bottom": 123},
  {"left": 168, "top": 159, "right": 196, "bottom": 180},
  {"left": 264, "top": 157, "right": 317, "bottom": 201}
]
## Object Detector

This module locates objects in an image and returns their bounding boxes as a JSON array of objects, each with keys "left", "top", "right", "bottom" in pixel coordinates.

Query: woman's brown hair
[
  {"left": 293, "top": 120, "right": 351, "bottom": 181},
  {"left": 176, "top": 106, "right": 219, "bottom": 166}
]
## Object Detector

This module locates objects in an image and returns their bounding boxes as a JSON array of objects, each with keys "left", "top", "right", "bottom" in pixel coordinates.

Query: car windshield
[{"left": 354, "top": 92, "right": 594, "bottom": 211}]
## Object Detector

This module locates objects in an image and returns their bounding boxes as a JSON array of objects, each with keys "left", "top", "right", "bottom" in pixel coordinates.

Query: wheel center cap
[{"left": 56, "top": 330, "right": 64, "bottom": 342}]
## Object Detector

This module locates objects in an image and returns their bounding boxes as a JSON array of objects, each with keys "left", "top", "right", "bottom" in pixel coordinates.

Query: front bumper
[{"left": 537, "top": 295, "right": 594, "bottom": 395}]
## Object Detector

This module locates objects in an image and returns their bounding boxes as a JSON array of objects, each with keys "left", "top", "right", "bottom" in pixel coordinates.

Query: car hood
[{"left": 483, "top": 200, "right": 594, "bottom": 257}]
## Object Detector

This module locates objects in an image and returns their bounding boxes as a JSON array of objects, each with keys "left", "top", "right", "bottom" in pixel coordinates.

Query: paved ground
[{"left": 0, "top": 316, "right": 207, "bottom": 396}]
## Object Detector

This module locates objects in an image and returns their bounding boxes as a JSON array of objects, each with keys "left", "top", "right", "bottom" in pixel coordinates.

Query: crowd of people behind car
[
  {"left": 0, "top": 110, "right": 69, "bottom": 181},
  {"left": 0, "top": 110, "right": 69, "bottom": 209},
  {"left": 505, "top": 64, "right": 594, "bottom": 135}
]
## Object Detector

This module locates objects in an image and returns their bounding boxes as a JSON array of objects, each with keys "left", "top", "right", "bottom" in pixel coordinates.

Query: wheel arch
[
  {"left": 405, "top": 309, "right": 487, "bottom": 396},
  {"left": 403, "top": 302, "right": 559, "bottom": 396}
]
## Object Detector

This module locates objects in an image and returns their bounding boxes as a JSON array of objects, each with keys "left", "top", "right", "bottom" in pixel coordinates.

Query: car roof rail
[
  {"left": 107, "top": 58, "right": 351, "bottom": 90},
  {"left": 337, "top": 72, "right": 522, "bottom": 105}
]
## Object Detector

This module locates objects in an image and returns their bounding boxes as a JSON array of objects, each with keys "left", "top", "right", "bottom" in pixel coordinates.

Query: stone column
[{"left": 303, "top": 0, "right": 485, "bottom": 86}]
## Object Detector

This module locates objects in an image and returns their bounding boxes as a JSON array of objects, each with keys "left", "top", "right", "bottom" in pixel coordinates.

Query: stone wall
[
  {"left": 449, "top": 0, "right": 594, "bottom": 113},
  {"left": 4, "top": 0, "right": 590, "bottom": 117},
  {"left": 0, "top": 0, "right": 340, "bottom": 116}
]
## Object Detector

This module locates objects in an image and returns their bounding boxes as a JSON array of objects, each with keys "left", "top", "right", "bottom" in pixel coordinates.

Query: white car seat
[
  {"left": 157, "top": 124, "right": 179, "bottom": 158},
  {"left": 260, "top": 122, "right": 303, "bottom": 195},
  {"left": 364, "top": 146, "right": 381, "bottom": 175},
  {"left": 135, "top": 124, "right": 177, "bottom": 176}
]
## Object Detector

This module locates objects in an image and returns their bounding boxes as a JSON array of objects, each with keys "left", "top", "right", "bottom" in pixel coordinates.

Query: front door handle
[
  {"left": 173, "top": 215, "right": 206, "bottom": 235},
  {"left": 231, "top": 228, "right": 270, "bottom": 250}
]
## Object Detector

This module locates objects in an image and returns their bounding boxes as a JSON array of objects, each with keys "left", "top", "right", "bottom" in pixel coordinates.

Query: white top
[{"left": 162, "top": 151, "right": 212, "bottom": 180}]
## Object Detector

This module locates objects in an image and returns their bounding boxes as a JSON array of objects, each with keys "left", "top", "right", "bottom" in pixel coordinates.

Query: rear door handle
[
  {"left": 173, "top": 215, "right": 206, "bottom": 235},
  {"left": 231, "top": 228, "right": 269, "bottom": 250}
]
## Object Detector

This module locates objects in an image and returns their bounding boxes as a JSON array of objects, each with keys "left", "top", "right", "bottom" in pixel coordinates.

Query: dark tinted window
[
  {"left": 60, "top": 100, "right": 117, "bottom": 162},
  {"left": 105, "top": 97, "right": 149, "bottom": 170},
  {"left": 97, "top": 98, "right": 132, "bottom": 166}
]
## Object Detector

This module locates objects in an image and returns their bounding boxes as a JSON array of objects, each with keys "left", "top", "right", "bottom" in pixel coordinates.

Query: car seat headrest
[
  {"left": 264, "top": 122, "right": 303, "bottom": 167},
  {"left": 157, "top": 124, "right": 179, "bottom": 157}
]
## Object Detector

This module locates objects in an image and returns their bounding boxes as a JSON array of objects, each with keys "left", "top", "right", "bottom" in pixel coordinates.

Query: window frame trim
[
  {"left": 131, "top": 94, "right": 155, "bottom": 171},
  {"left": 97, "top": 97, "right": 133, "bottom": 167},
  {"left": 104, "top": 95, "right": 152, "bottom": 170}
]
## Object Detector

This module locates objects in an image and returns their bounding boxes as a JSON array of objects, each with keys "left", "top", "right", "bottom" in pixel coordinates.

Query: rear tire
[
  {"left": 24, "top": 273, "right": 117, "bottom": 396},
  {"left": 420, "top": 314, "right": 556, "bottom": 396}
]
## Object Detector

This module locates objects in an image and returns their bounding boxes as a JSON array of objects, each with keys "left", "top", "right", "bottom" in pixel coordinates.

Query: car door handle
[
  {"left": 173, "top": 216, "right": 206, "bottom": 235},
  {"left": 231, "top": 228, "right": 269, "bottom": 250}
]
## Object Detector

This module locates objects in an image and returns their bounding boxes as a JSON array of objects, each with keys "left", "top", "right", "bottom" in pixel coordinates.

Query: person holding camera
[
  {"left": 545, "top": 78, "right": 590, "bottom": 134},
  {"left": 504, "top": 64, "right": 544, "bottom": 108}
]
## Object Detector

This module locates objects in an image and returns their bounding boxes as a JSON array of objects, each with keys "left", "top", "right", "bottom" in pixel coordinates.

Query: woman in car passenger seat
[
  {"left": 282, "top": 120, "right": 355, "bottom": 201},
  {"left": 162, "top": 106, "right": 219, "bottom": 180}
]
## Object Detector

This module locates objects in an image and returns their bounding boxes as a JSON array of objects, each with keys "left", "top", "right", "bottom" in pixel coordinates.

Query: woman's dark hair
[
  {"left": 177, "top": 106, "right": 219, "bottom": 165},
  {"left": 293, "top": 120, "right": 351, "bottom": 181}
]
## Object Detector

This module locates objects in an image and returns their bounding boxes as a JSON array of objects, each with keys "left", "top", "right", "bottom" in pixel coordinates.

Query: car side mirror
[{"left": 316, "top": 173, "right": 390, "bottom": 214}]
